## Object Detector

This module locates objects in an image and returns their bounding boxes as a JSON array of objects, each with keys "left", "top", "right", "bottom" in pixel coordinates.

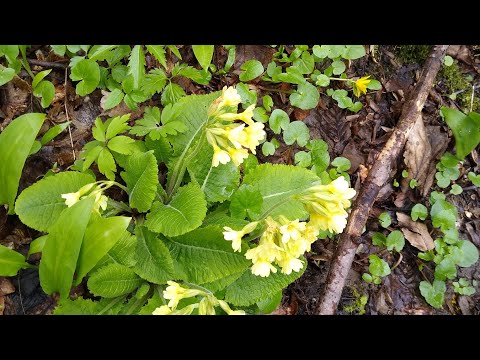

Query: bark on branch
[{"left": 315, "top": 45, "right": 449, "bottom": 315}]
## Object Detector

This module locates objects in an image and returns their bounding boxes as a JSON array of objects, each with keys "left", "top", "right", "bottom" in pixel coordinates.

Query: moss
[
  {"left": 342, "top": 286, "right": 368, "bottom": 315},
  {"left": 394, "top": 45, "right": 432, "bottom": 65},
  {"left": 440, "top": 62, "right": 480, "bottom": 112}
]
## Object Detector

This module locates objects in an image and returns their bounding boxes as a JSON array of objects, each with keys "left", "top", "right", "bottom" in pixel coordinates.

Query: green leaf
[
  {"left": 292, "top": 51, "right": 314, "bottom": 74},
  {"left": 145, "top": 135, "right": 172, "bottom": 164},
  {"left": 40, "top": 197, "right": 95, "bottom": 299},
  {"left": 87, "top": 45, "right": 118, "bottom": 61},
  {"left": 28, "top": 235, "right": 47, "bottom": 256},
  {"left": 0, "top": 244, "right": 31, "bottom": 276},
  {"left": 368, "top": 255, "right": 391, "bottom": 277},
  {"left": 262, "top": 95, "right": 273, "bottom": 112},
  {"left": 130, "top": 106, "right": 187, "bottom": 140},
  {"left": 106, "top": 114, "right": 131, "bottom": 140},
  {"left": 431, "top": 199, "right": 457, "bottom": 230},
  {"left": 241, "top": 164, "right": 319, "bottom": 219},
  {"left": 256, "top": 290, "right": 282, "bottom": 314},
  {"left": 187, "top": 145, "right": 240, "bottom": 204},
  {"left": 192, "top": 45, "right": 214, "bottom": 70},
  {"left": 120, "top": 151, "right": 159, "bottom": 212},
  {"left": 343, "top": 45, "right": 366, "bottom": 60},
  {"left": 269, "top": 109, "right": 290, "bottom": 134},
  {"left": 54, "top": 296, "right": 125, "bottom": 315},
  {"left": 307, "top": 139, "right": 330, "bottom": 172},
  {"left": 88, "top": 263, "right": 143, "bottom": 298},
  {"left": 146, "top": 45, "right": 167, "bottom": 69},
  {"left": 367, "top": 80, "right": 382, "bottom": 90},
  {"left": 236, "top": 82, "right": 257, "bottom": 106},
  {"left": 435, "top": 172, "right": 450, "bottom": 188},
  {"left": 50, "top": 45, "right": 66, "bottom": 56},
  {"left": 450, "top": 184, "right": 463, "bottom": 195},
  {"left": 372, "top": 232, "right": 387, "bottom": 247},
  {"left": 253, "top": 107, "right": 269, "bottom": 123},
  {"left": 262, "top": 141, "right": 276, "bottom": 156},
  {"left": 386, "top": 230, "right": 405, "bottom": 252},
  {"left": 0, "top": 67, "right": 15, "bottom": 86},
  {"left": 419, "top": 280, "right": 445, "bottom": 308},
  {"left": 70, "top": 59, "right": 100, "bottom": 96},
  {"left": 289, "top": 82, "right": 319, "bottom": 110},
  {"left": 441, "top": 107, "right": 480, "bottom": 160},
  {"left": 161, "top": 226, "right": 250, "bottom": 284},
  {"left": 32, "top": 69, "right": 52, "bottom": 89},
  {"left": 15, "top": 171, "right": 95, "bottom": 232},
  {"left": 331, "top": 60, "right": 346, "bottom": 75},
  {"left": 0, "top": 113, "right": 46, "bottom": 214},
  {"left": 230, "top": 185, "right": 263, "bottom": 220},
  {"left": 146, "top": 182, "right": 207, "bottom": 237},
  {"left": 97, "top": 148, "right": 116, "bottom": 180},
  {"left": 276, "top": 67, "right": 306, "bottom": 85},
  {"left": 134, "top": 226, "right": 174, "bottom": 284},
  {"left": 294, "top": 151, "right": 312, "bottom": 167},
  {"left": 283, "top": 121, "right": 310, "bottom": 147},
  {"left": 175, "top": 65, "right": 211, "bottom": 85},
  {"left": 456, "top": 240, "right": 479, "bottom": 267},
  {"left": 161, "top": 82, "right": 186, "bottom": 106},
  {"left": 142, "top": 68, "right": 167, "bottom": 95},
  {"left": 41, "top": 121, "right": 71, "bottom": 145},
  {"left": 468, "top": 172, "right": 480, "bottom": 187},
  {"left": 75, "top": 216, "right": 131, "bottom": 285},
  {"left": 411, "top": 203, "right": 428, "bottom": 221},
  {"left": 128, "top": 45, "right": 145, "bottom": 89},
  {"left": 102, "top": 89, "right": 124, "bottom": 110},
  {"left": 434, "top": 256, "right": 457, "bottom": 281},
  {"left": 378, "top": 212, "right": 391, "bottom": 228},
  {"left": 224, "top": 262, "right": 306, "bottom": 306},
  {"left": 107, "top": 232, "right": 138, "bottom": 267},
  {"left": 107, "top": 135, "right": 135, "bottom": 155},
  {"left": 443, "top": 55, "right": 454, "bottom": 67},
  {"left": 239, "top": 59, "right": 264, "bottom": 82},
  {"left": 316, "top": 74, "right": 330, "bottom": 87},
  {"left": 331, "top": 157, "right": 351, "bottom": 172}
]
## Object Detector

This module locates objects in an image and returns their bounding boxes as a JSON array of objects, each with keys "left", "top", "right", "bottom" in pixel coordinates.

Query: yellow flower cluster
[
  {"left": 61, "top": 181, "right": 109, "bottom": 213},
  {"left": 152, "top": 281, "right": 245, "bottom": 315},
  {"left": 297, "top": 176, "right": 356, "bottom": 234},
  {"left": 353, "top": 76, "right": 372, "bottom": 97},
  {"left": 206, "top": 87, "right": 266, "bottom": 167},
  {"left": 224, "top": 216, "right": 319, "bottom": 278}
]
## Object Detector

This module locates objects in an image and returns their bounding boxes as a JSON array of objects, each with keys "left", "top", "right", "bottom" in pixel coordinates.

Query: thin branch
[
  {"left": 315, "top": 45, "right": 449, "bottom": 315},
  {"left": 26, "top": 59, "right": 68, "bottom": 70}
]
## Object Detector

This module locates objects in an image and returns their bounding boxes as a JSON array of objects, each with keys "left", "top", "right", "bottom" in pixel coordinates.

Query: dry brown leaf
[
  {"left": 396, "top": 212, "right": 434, "bottom": 251},
  {"left": 421, "top": 126, "right": 449, "bottom": 197},
  {"left": 0, "top": 296, "right": 4, "bottom": 315},
  {"left": 0, "top": 277, "right": 15, "bottom": 296},
  {"left": 402, "top": 114, "right": 431, "bottom": 194}
]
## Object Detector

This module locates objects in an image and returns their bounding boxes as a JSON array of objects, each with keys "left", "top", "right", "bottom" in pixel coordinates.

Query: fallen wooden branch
[{"left": 315, "top": 45, "right": 449, "bottom": 315}]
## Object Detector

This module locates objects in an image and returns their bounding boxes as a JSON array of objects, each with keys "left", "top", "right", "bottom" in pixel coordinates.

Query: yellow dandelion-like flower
[{"left": 353, "top": 76, "right": 371, "bottom": 97}]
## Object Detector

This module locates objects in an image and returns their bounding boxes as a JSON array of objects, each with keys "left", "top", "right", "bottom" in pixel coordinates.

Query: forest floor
[{"left": 1, "top": 45, "right": 479, "bottom": 315}]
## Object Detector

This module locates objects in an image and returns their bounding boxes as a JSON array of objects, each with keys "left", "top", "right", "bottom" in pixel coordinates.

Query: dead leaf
[
  {"left": 447, "top": 45, "right": 472, "bottom": 65},
  {"left": 0, "top": 296, "right": 4, "bottom": 315},
  {"left": 421, "top": 126, "right": 449, "bottom": 197},
  {"left": 396, "top": 212, "right": 434, "bottom": 251},
  {"left": 402, "top": 114, "right": 431, "bottom": 194},
  {"left": 0, "top": 277, "right": 15, "bottom": 296}
]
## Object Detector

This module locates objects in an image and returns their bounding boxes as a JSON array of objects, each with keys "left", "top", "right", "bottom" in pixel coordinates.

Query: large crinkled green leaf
[
  {"left": 441, "top": 107, "right": 480, "bottom": 160},
  {"left": 134, "top": 226, "right": 174, "bottom": 284},
  {"left": 120, "top": 151, "right": 159, "bottom": 212},
  {"left": 160, "top": 226, "right": 250, "bottom": 284},
  {"left": 0, "top": 244, "right": 32, "bottom": 276},
  {"left": 224, "top": 260, "right": 306, "bottom": 306},
  {"left": 88, "top": 263, "right": 142, "bottom": 298},
  {"left": 75, "top": 216, "right": 131, "bottom": 285},
  {"left": 92, "top": 232, "right": 138, "bottom": 272},
  {"left": 187, "top": 144, "right": 240, "bottom": 204},
  {"left": 165, "top": 91, "right": 220, "bottom": 195},
  {"left": 0, "top": 113, "right": 46, "bottom": 214},
  {"left": 39, "top": 196, "right": 95, "bottom": 299},
  {"left": 145, "top": 182, "right": 207, "bottom": 237},
  {"left": 15, "top": 171, "right": 96, "bottom": 232},
  {"left": 54, "top": 296, "right": 125, "bottom": 315},
  {"left": 240, "top": 163, "right": 320, "bottom": 220}
]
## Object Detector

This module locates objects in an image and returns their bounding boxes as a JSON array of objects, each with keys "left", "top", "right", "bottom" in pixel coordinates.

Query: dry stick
[
  {"left": 26, "top": 58, "right": 68, "bottom": 69},
  {"left": 64, "top": 67, "right": 76, "bottom": 161},
  {"left": 315, "top": 45, "right": 449, "bottom": 315}
]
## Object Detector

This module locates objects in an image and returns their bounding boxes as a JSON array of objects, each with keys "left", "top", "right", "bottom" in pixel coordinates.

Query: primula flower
[
  {"left": 163, "top": 281, "right": 203, "bottom": 309},
  {"left": 61, "top": 183, "right": 96, "bottom": 207},
  {"left": 217, "top": 300, "right": 246, "bottom": 315},
  {"left": 218, "top": 86, "right": 242, "bottom": 108},
  {"left": 276, "top": 255, "right": 304, "bottom": 275},
  {"left": 353, "top": 76, "right": 371, "bottom": 97},
  {"left": 152, "top": 305, "right": 172, "bottom": 315},
  {"left": 223, "top": 221, "right": 258, "bottom": 252},
  {"left": 212, "top": 147, "right": 231, "bottom": 167},
  {"left": 279, "top": 218, "right": 307, "bottom": 243}
]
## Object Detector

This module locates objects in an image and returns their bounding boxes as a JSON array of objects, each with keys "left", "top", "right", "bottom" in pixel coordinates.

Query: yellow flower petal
[{"left": 353, "top": 76, "right": 371, "bottom": 97}]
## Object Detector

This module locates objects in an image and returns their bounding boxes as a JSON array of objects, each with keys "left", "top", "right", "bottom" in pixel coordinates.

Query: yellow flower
[
  {"left": 217, "top": 300, "right": 246, "bottom": 315},
  {"left": 152, "top": 305, "right": 172, "bottom": 315},
  {"left": 277, "top": 255, "right": 304, "bottom": 275},
  {"left": 219, "top": 104, "right": 255, "bottom": 126},
  {"left": 223, "top": 222, "right": 258, "bottom": 252},
  {"left": 279, "top": 218, "right": 307, "bottom": 244},
  {"left": 227, "top": 124, "right": 247, "bottom": 149},
  {"left": 250, "top": 260, "right": 278, "bottom": 277},
  {"left": 227, "top": 147, "right": 249, "bottom": 166},
  {"left": 353, "top": 76, "right": 371, "bottom": 97},
  {"left": 198, "top": 298, "right": 216, "bottom": 315},
  {"left": 219, "top": 86, "right": 242, "bottom": 108},
  {"left": 61, "top": 183, "right": 95, "bottom": 207},
  {"left": 309, "top": 210, "right": 348, "bottom": 234},
  {"left": 243, "top": 122, "right": 266, "bottom": 154},
  {"left": 163, "top": 281, "right": 202, "bottom": 309},
  {"left": 212, "top": 147, "right": 231, "bottom": 167}
]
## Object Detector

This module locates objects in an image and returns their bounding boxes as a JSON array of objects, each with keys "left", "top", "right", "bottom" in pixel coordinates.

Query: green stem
[{"left": 329, "top": 77, "right": 353, "bottom": 82}]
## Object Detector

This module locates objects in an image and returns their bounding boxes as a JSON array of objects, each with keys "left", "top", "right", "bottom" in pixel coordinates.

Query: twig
[
  {"left": 64, "top": 67, "right": 76, "bottom": 161},
  {"left": 470, "top": 85, "right": 475, "bottom": 112},
  {"left": 315, "top": 45, "right": 449, "bottom": 315},
  {"left": 26, "top": 59, "right": 68, "bottom": 70},
  {"left": 17, "top": 275, "right": 26, "bottom": 315},
  {"left": 390, "top": 252, "right": 403, "bottom": 271}
]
